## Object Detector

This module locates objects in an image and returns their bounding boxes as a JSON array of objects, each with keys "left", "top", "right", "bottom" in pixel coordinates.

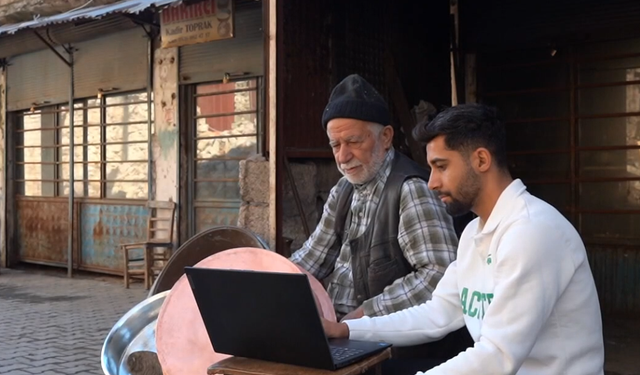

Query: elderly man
[{"left": 290, "top": 74, "right": 469, "bottom": 369}]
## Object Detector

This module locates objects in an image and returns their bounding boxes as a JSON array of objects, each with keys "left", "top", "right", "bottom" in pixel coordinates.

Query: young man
[{"left": 322, "top": 104, "right": 605, "bottom": 375}]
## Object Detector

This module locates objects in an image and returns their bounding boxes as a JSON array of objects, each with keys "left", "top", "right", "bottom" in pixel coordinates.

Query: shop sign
[{"left": 160, "top": 0, "right": 233, "bottom": 48}]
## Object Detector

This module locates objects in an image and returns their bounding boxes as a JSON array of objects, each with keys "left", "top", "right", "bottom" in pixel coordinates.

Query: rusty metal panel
[
  {"left": 587, "top": 245, "right": 640, "bottom": 316},
  {"left": 16, "top": 198, "right": 70, "bottom": 266},
  {"left": 79, "top": 203, "right": 148, "bottom": 274}
]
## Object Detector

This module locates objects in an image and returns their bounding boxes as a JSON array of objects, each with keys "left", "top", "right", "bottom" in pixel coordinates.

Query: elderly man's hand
[
  {"left": 340, "top": 306, "right": 364, "bottom": 322},
  {"left": 321, "top": 317, "right": 350, "bottom": 339}
]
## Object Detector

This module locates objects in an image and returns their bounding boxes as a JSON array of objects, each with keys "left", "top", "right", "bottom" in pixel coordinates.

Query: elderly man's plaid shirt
[{"left": 290, "top": 149, "right": 458, "bottom": 317}]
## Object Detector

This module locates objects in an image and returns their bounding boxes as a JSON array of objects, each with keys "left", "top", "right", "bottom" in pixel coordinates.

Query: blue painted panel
[{"left": 80, "top": 203, "right": 148, "bottom": 273}]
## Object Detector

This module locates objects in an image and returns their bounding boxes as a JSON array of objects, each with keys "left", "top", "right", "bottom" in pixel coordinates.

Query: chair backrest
[{"left": 146, "top": 200, "right": 177, "bottom": 242}]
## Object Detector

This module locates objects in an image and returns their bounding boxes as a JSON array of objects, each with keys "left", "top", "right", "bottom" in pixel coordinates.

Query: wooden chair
[{"left": 123, "top": 200, "right": 177, "bottom": 289}]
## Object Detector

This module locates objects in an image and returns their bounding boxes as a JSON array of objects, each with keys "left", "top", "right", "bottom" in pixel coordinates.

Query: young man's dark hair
[{"left": 412, "top": 104, "right": 509, "bottom": 170}]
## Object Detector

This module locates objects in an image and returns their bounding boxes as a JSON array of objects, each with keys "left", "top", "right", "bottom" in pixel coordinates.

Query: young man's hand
[
  {"left": 340, "top": 306, "right": 364, "bottom": 322},
  {"left": 321, "top": 317, "right": 350, "bottom": 339}
]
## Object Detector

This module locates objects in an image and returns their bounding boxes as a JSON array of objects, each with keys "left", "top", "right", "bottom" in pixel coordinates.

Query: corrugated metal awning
[{"left": 0, "top": 0, "right": 182, "bottom": 36}]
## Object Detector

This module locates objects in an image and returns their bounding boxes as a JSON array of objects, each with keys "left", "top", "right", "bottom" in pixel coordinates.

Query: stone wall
[
  {"left": 0, "top": 0, "right": 120, "bottom": 24},
  {"left": 238, "top": 157, "right": 342, "bottom": 252},
  {"left": 237, "top": 158, "right": 270, "bottom": 245}
]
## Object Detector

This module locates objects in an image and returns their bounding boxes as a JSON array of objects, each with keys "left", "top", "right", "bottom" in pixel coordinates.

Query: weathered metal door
[{"left": 181, "top": 78, "right": 263, "bottom": 240}]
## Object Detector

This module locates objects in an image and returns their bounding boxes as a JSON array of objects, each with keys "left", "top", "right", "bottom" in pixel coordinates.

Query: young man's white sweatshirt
[{"left": 345, "top": 179, "right": 605, "bottom": 375}]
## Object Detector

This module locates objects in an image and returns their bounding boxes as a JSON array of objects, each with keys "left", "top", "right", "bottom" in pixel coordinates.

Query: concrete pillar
[
  {"left": 151, "top": 46, "right": 179, "bottom": 204},
  {"left": 151, "top": 45, "right": 179, "bottom": 251}
]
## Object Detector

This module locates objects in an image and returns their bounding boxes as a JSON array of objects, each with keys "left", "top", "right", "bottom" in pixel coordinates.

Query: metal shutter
[
  {"left": 0, "top": 16, "right": 138, "bottom": 59},
  {"left": 74, "top": 28, "right": 149, "bottom": 99},
  {"left": 6, "top": 27, "right": 148, "bottom": 111},
  {"left": 179, "top": 2, "right": 263, "bottom": 84},
  {"left": 6, "top": 47, "right": 70, "bottom": 111}
]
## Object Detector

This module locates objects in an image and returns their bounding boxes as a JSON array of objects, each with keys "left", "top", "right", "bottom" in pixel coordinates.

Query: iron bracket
[{"left": 33, "top": 30, "right": 73, "bottom": 67}]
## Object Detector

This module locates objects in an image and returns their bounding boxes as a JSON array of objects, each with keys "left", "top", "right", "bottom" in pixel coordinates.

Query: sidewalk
[
  {"left": 0, "top": 267, "right": 147, "bottom": 375},
  {"left": 1, "top": 266, "right": 637, "bottom": 375}
]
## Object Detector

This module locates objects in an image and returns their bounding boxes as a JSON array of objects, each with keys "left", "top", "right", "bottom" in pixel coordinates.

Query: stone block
[
  {"left": 239, "top": 159, "right": 269, "bottom": 203},
  {"left": 237, "top": 203, "right": 271, "bottom": 248}
]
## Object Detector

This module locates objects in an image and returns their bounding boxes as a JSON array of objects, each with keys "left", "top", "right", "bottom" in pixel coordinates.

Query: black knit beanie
[{"left": 322, "top": 74, "right": 391, "bottom": 130}]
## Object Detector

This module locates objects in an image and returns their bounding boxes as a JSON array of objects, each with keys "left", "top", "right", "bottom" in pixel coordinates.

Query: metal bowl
[
  {"left": 101, "top": 291, "right": 169, "bottom": 375},
  {"left": 147, "top": 226, "right": 270, "bottom": 298}
]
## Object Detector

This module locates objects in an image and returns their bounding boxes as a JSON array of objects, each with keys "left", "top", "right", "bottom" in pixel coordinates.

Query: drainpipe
[
  {"left": 67, "top": 48, "right": 75, "bottom": 278},
  {"left": 146, "top": 30, "right": 154, "bottom": 201}
]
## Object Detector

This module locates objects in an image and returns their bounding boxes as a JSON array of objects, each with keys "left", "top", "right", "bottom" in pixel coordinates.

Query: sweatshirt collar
[{"left": 478, "top": 178, "right": 527, "bottom": 235}]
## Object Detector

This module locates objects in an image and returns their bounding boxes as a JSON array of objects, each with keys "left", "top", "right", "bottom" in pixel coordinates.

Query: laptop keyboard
[{"left": 330, "top": 346, "right": 365, "bottom": 362}]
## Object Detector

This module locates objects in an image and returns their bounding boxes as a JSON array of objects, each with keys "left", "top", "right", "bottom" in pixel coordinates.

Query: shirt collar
[
  {"left": 478, "top": 178, "right": 527, "bottom": 235},
  {"left": 353, "top": 148, "right": 395, "bottom": 194}
]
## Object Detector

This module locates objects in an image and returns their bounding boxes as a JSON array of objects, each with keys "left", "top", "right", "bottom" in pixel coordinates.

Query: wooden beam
[
  {"left": 267, "top": 0, "right": 283, "bottom": 252},
  {"left": 465, "top": 53, "right": 477, "bottom": 104}
]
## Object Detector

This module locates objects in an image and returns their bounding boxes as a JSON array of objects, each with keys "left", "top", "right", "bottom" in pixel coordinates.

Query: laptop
[{"left": 184, "top": 267, "right": 392, "bottom": 370}]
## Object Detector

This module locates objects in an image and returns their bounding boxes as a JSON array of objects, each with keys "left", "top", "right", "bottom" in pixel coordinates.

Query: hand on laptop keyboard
[{"left": 322, "top": 317, "right": 349, "bottom": 338}]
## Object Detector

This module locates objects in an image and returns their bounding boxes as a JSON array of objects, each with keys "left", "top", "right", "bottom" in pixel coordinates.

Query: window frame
[
  {"left": 478, "top": 43, "right": 640, "bottom": 245},
  {"left": 14, "top": 90, "right": 152, "bottom": 200}
]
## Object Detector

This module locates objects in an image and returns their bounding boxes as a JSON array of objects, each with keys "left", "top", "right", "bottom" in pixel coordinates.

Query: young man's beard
[{"left": 441, "top": 168, "right": 480, "bottom": 217}]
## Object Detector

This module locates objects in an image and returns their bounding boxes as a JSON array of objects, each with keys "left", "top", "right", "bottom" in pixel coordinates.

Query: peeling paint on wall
[
  {"left": 157, "top": 128, "right": 177, "bottom": 157},
  {"left": 152, "top": 46, "right": 178, "bottom": 204}
]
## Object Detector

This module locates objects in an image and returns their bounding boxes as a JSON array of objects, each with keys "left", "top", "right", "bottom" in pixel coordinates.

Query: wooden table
[{"left": 208, "top": 348, "right": 392, "bottom": 375}]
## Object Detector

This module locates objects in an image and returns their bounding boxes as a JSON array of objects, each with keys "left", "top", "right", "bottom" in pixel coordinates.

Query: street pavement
[
  {"left": 2, "top": 267, "right": 638, "bottom": 375},
  {"left": 0, "top": 267, "right": 147, "bottom": 375}
]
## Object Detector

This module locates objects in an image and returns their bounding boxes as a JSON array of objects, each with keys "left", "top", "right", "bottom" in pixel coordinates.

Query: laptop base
[{"left": 207, "top": 346, "right": 393, "bottom": 375}]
